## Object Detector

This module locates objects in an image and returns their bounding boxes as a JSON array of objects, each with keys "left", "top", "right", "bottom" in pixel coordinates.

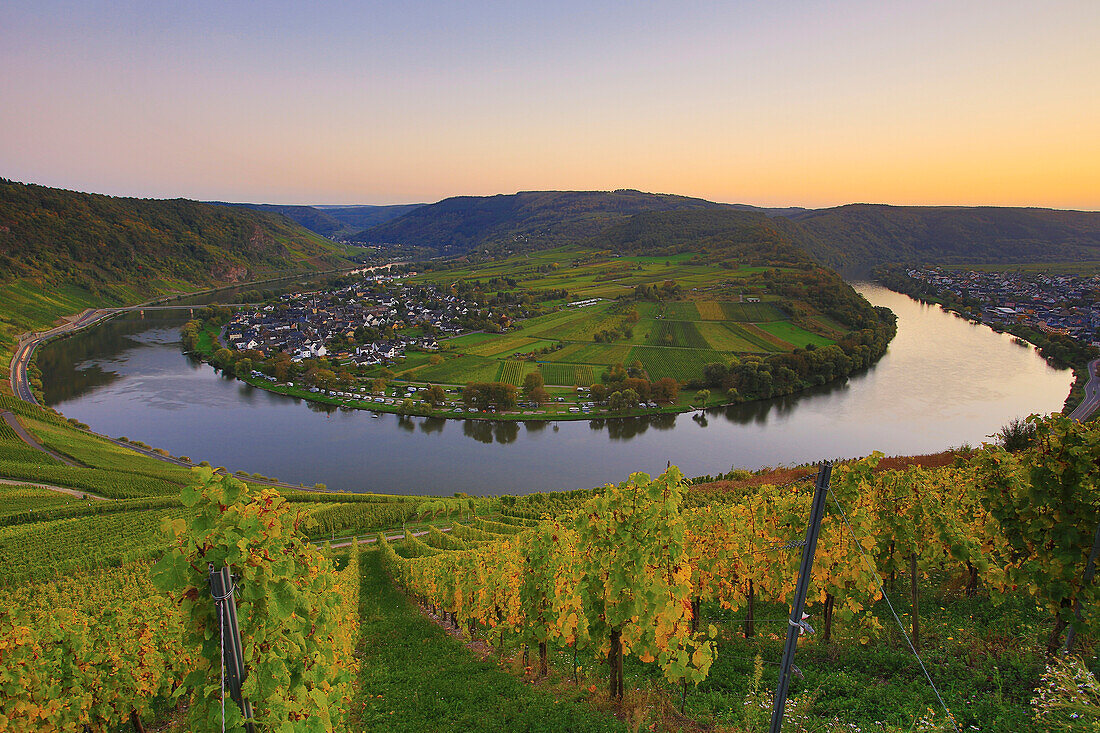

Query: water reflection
[
  {"left": 35, "top": 285, "right": 1075, "bottom": 495},
  {"left": 461, "top": 420, "right": 520, "bottom": 444},
  {"left": 420, "top": 418, "right": 446, "bottom": 435}
]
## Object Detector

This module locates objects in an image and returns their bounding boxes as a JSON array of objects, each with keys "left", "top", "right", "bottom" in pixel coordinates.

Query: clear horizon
[{"left": 2, "top": 1, "right": 1097, "bottom": 209}]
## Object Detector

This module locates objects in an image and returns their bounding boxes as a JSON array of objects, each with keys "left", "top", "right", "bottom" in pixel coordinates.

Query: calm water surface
[{"left": 38, "top": 285, "right": 1073, "bottom": 495}]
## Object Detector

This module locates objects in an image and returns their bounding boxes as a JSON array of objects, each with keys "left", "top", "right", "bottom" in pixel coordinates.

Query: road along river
[{"left": 36, "top": 285, "right": 1073, "bottom": 495}]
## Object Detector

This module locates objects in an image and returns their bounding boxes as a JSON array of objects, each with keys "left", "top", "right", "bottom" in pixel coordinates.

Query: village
[
  {"left": 223, "top": 273, "right": 503, "bottom": 368},
  {"left": 905, "top": 267, "right": 1100, "bottom": 347}
]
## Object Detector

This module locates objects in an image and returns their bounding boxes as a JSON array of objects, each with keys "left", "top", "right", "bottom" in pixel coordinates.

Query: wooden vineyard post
[
  {"left": 910, "top": 552, "right": 920, "bottom": 651},
  {"left": 209, "top": 564, "right": 257, "bottom": 733},
  {"left": 768, "top": 462, "right": 831, "bottom": 733}
]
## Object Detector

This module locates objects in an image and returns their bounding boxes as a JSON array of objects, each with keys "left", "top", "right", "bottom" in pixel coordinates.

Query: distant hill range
[
  {"left": 0, "top": 179, "right": 351, "bottom": 295},
  {"left": 344, "top": 190, "right": 1100, "bottom": 270},
  {"left": 788, "top": 205, "right": 1100, "bottom": 270},
  {"left": 212, "top": 202, "right": 424, "bottom": 240},
  {"left": 349, "top": 190, "right": 736, "bottom": 255}
]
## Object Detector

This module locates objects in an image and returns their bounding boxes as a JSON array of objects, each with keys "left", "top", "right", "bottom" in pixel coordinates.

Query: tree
[
  {"left": 702, "top": 362, "right": 729, "bottom": 388},
  {"left": 426, "top": 385, "right": 446, "bottom": 405},
  {"left": 235, "top": 357, "right": 253, "bottom": 376},
  {"left": 522, "top": 372, "right": 545, "bottom": 395},
  {"left": 528, "top": 386, "right": 550, "bottom": 405},
  {"left": 652, "top": 377, "right": 680, "bottom": 403},
  {"left": 609, "top": 389, "right": 639, "bottom": 412},
  {"left": 212, "top": 348, "right": 234, "bottom": 371},
  {"left": 462, "top": 382, "right": 519, "bottom": 411}
]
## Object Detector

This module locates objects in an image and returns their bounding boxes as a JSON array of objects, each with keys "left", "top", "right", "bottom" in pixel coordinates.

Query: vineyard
[
  {"left": 627, "top": 346, "right": 729, "bottom": 381},
  {"left": 374, "top": 415, "right": 1100, "bottom": 732},
  {"left": 2, "top": 416, "right": 1099, "bottom": 731}
]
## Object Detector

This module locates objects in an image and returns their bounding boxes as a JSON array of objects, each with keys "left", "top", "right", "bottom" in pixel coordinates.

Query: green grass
[
  {"left": 804, "top": 314, "right": 848, "bottom": 338},
  {"left": 662, "top": 302, "right": 700, "bottom": 320},
  {"left": 24, "top": 416, "right": 194, "bottom": 483},
  {"left": 549, "top": 344, "right": 632, "bottom": 365},
  {"left": 353, "top": 550, "right": 626, "bottom": 733},
  {"left": 442, "top": 332, "right": 499, "bottom": 348},
  {"left": 672, "top": 579, "right": 1045, "bottom": 732},
  {"left": 465, "top": 336, "right": 556, "bottom": 358},
  {"left": 646, "top": 321, "right": 710, "bottom": 349},
  {"left": 720, "top": 301, "right": 785, "bottom": 321},
  {"left": 756, "top": 321, "right": 834, "bottom": 349},
  {"left": 723, "top": 323, "right": 787, "bottom": 353},
  {"left": 517, "top": 310, "right": 592, "bottom": 338},
  {"left": 739, "top": 323, "right": 795, "bottom": 350},
  {"left": 0, "top": 280, "right": 117, "bottom": 357},
  {"left": 0, "top": 398, "right": 185, "bottom": 498},
  {"left": 414, "top": 355, "right": 504, "bottom": 384},
  {"left": 694, "top": 321, "right": 767, "bottom": 352}
]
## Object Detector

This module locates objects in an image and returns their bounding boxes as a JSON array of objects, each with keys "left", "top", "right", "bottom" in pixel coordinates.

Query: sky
[{"left": 1, "top": 0, "right": 1097, "bottom": 209}]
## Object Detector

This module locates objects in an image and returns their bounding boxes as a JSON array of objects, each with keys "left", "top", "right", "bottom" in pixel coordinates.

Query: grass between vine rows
[{"left": 352, "top": 550, "right": 627, "bottom": 732}]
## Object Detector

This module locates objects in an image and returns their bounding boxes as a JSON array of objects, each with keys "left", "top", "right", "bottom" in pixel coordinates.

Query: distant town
[{"left": 904, "top": 268, "right": 1100, "bottom": 347}]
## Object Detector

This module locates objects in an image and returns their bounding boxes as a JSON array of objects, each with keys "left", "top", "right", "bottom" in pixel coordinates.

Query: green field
[
  {"left": 382, "top": 246, "right": 852, "bottom": 393},
  {"left": 756, "top": 321, "right": 834, "bottom": 349},
  {"left": 550, "top": 343, "right": 633, "bottom": 365},
  {"left": 538, "top": 362, "right": 595, "bottom": 386},
  {"left": 627, "top": 346, "right": 729, "bottom": 381},
  {"left": 720, "top": 301, "right": 785, "bottom": 321},
  {"left": 497, "top": 360, "right": 537, "bottom": 386},
  {"left": 694, "top": 321, "right": 767, "bottom": 352},
  {"left": 442, "top": 332, "right": 499, "bottom": 348},
  {"left": 413, "top": 355, "right": 503, "bottom": 384},
  {"left": 646, "top": 321, "right": 710, "bottom": 349},
  {"left": 724, "top": 323, "right": 788, "bottom": 353},
  {"left": 464, "top": 335, "right": 542, "bottom": 357}
]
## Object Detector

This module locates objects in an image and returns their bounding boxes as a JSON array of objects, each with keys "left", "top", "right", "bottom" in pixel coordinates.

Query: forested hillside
[
  {"left": 590, "top": 209, "right": 813, "bottom": 267},
  {"left": 350, "top": 189, "right": 733, "bottom": 254},
  {"left": 0, "top": 180, "right": 348, "bottom": 292},
  {"left": 349, "top": 190, "right": 1100, "bottom": 270},
  {"left": 214, "top": 202, "right": 423, "bottom": 239},
  {"left": 788, "top": 204, "right": 1100, "bottom": 270},
  {"left": 0, "top": 179, "right": 354, "bottom": 364}
]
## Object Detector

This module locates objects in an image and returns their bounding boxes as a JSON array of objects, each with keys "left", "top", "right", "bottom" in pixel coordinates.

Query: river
[{"left": 36, "top": 285, "right": 1073, "bottom": 495}]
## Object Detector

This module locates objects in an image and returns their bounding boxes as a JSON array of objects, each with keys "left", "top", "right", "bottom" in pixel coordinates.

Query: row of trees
[
  {"left": 599, "top": 362, "right": 680, "bottom": 403},
  {"left": 691, "top": 321, "right": 895, "bottom": 401}
]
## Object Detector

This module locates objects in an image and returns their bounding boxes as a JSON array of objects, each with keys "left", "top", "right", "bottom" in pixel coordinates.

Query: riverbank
[
  {"left": 873, "top": 270, "right": 1098, "bottom": 420},
  {"left": 34, "top": 284, "right": 1072, "bottom": 493},
  {"left": 184, "top": 311, "right": 897, "bottom": 423}
]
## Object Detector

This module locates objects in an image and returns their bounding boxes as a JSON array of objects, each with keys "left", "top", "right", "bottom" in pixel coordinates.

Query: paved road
[
  {"left": 1069, "top": 358, "right": 1100, "bottom": 422},
  {"left": 8, "top": 304, "right": 260, "bottom": 403},
  {"left": 10, "top": 308, "right": 118, "bottom": 404},
  {"left": 1, "top": 411, "right": 82, "bottom": 466}
]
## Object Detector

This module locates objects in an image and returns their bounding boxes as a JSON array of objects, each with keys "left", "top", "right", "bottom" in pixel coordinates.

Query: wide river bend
[{"left": 38, "top": 285, "right": 1072, "bottom": 495}]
